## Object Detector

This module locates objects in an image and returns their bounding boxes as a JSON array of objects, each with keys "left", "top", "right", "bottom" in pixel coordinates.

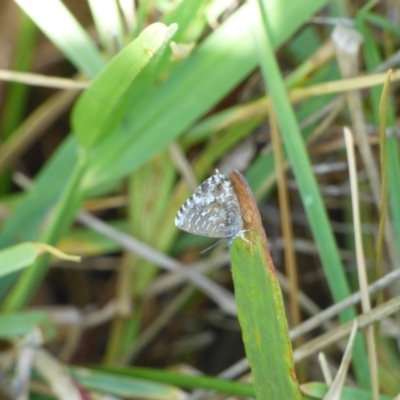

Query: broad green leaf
[
  {"left": 72, "top": 23, "right": 178, "bottom": 150},
  {"left": 84, "top": 0, "right": 328, "bottom": 192}
]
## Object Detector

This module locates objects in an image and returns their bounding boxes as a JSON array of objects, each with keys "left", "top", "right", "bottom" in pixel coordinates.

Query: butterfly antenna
[{"left": 200, "top": 239, "right": 224, "bottom": 254}]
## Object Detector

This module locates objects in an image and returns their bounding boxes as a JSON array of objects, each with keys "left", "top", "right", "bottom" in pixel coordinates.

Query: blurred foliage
[{"left": 0, "top": 0, "right": 400, "bottom": 399}]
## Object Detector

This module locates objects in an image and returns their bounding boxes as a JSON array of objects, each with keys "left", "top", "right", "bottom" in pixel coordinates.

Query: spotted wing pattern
[{"left": 175, "top": 172, "right": 243, "bottom": 241}]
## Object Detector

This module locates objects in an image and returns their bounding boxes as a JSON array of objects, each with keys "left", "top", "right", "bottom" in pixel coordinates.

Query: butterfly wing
[{"left": 175, "top": 173, "right": 243, "bottom": 239}]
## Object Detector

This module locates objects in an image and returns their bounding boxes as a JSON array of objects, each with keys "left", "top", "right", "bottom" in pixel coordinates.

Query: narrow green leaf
[
  {"left": 88, "top": 0, "right": 124, "bottom": 54},
  {"left": 70, "top": 367, "right": 180, "bottom": 398},
  {"left": 162, "top": 0, "right": 209, "bottom": 43},
  {"left": 0, "top": 12, "right": 37, "bottom": 140},
  {"left": 355, "top": 12, "right": 400, "bottom": 262},
  {"left": 301, "top": 382, "right": 392, "bottom": 400},
  {"left": 0, "top": 137, "right": 80, "bottom": 300},
  {"left": 364, "top": 12, "right": 400, "bottom": 38},
  {"left": 15, "top": 0, "right": 105, "bottom": 77},
  {"left": 0, "top": 137, "right": 79, "bottom": 248},
  {"left": 0, "top": 0, "right": 328, "bottom": 244},
  {"left": 96, "top": 366, "right": 255, "bottom": 397},
  {"left": 230, "top": 171, "right": 301, "bottom": 399},
  {"left": 0, "top": 311, "right": 55, "bottom": 340},
  {"left": 251, "top": 0, "right": 370, "bottom": 387}
]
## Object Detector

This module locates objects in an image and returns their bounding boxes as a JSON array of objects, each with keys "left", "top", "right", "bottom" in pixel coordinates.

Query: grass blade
[
  {"left": 229, "top": 171, "right": 301, "bottom": 399},
  {"left": 15, "top": 0, "right": 105, "bottom": 77},
  {"left": 251, "top": 0, "right": 370, "bottom": 388}
]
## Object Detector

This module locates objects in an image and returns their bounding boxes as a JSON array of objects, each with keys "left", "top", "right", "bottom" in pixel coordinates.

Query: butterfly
[{"left": 175, "top": 171, "right": 247, "bottom": 245}]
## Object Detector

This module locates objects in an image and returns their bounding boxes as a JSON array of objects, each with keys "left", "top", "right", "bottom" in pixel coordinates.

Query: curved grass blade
[{"left": 72, "top": 23, "right": 178, "bottom": 150}]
